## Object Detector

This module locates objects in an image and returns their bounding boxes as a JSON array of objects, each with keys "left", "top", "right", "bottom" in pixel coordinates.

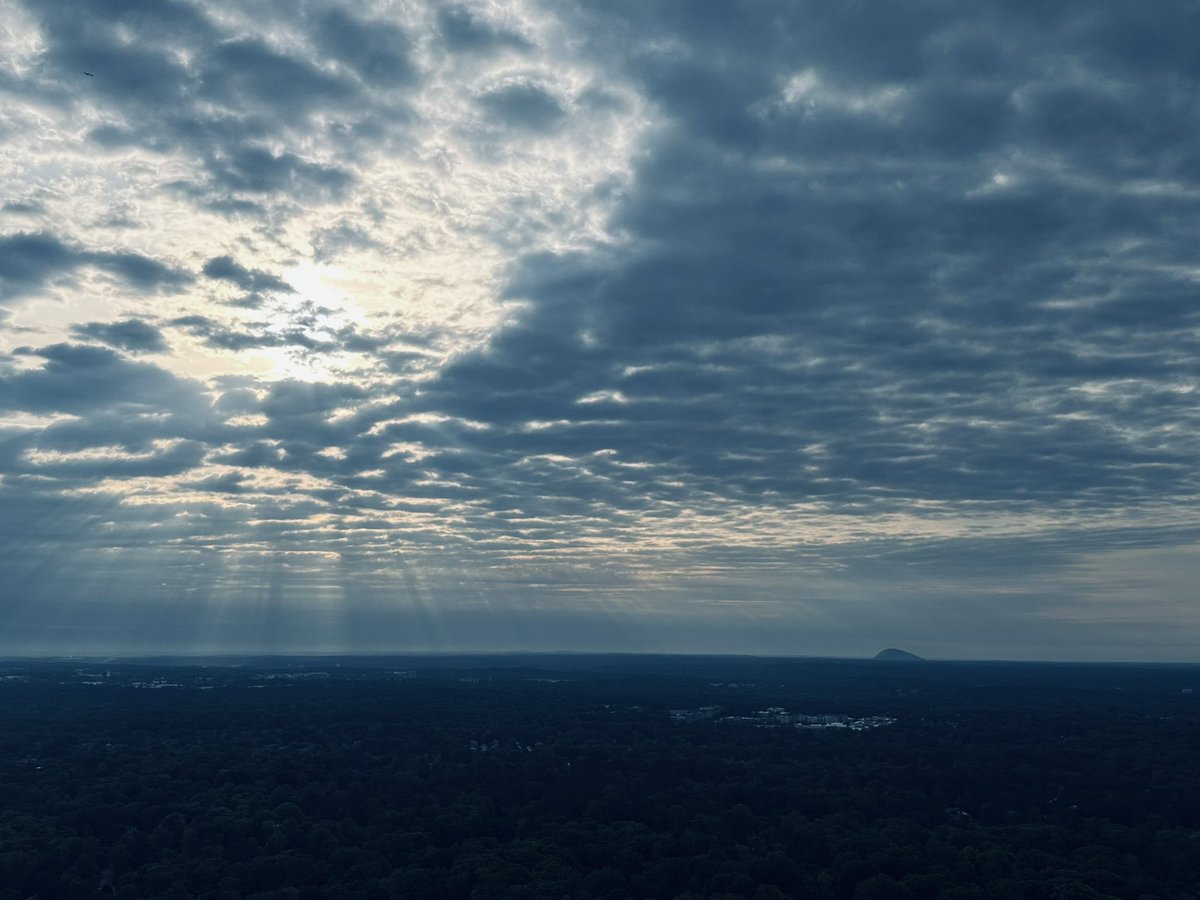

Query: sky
[{"left": 1, "top": 0, "right": 1199, "bottom": 661}]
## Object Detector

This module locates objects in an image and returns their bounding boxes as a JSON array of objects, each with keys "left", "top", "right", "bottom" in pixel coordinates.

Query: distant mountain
[{"left": 874, "top": 648, "right": 925, "bottom": 661}]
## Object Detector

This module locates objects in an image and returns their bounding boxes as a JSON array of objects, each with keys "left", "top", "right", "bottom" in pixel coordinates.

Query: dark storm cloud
[
  {"left": 0, "top": 233, "right": 191, "bottom": 300},
  {"left": 71, "top": 319, "right": 169, "bottom": 353}
]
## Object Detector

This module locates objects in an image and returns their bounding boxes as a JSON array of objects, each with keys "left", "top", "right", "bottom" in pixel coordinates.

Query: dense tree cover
[{"left": 1, "top": 657, "right": 1199, "bottom": 899}]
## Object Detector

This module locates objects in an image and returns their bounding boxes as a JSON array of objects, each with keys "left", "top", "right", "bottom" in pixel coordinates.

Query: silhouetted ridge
[{"left": 875, "top": 648, "right": 924, "bottom": 661}]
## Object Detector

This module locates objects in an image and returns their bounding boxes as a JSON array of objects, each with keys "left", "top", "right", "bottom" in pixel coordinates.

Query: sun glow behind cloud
[{"left": 0, "top": 0, "right": 651, "bottom": 653}]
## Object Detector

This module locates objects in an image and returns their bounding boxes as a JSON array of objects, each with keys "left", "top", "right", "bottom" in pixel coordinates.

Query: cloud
[
  {"left": 91, "top": 250, "right": 192, "bottom": 291},
  {"left": 15, "top": 0, "right": 411, "bottom": 218},
  {"left": 198, "top": 146, "right": 355, "bottom": 200},
  {"left": 311, "top": 8, "right": 419, "bottom": 86},
  {"left": 201, "top": 256, "right": 293, "bottom": 295},
  {"left": 477, "top": 78, "right": 568, "bottom": 131},
  {"left": 0, "top": 343, "right": 206, "bottom": 415},
  {"left": 199, "top": 36, "right": 357, "bottom": 114},
  {"left": 0, "top": 232, "right": 75, "bottom": 298},
  {"left": 186, "top": 469, "right": 248, "bottom": 493},
  {"left": 168, "top": 307, "right": 389, "bottom": 356},
  {"left": 70, "top": 318, "right": 169, "bottom": 353},
  {"left": 438, "top": 6, "right": 533, "bottom": 54},
  {"left": 415, "top": 0, "right": 1200, "bottom": 531},
  {"left": 1, "top": 200, "right": 44, "bottom": 216},
  {"left": 0, "top": 233, "right": 192, "bottom": 300},
  {"left": 19, "top": 438, "right": 207, "bottom": 480},
  {"left": 310, "top": 221, "right": 381, "bottom": 262}
]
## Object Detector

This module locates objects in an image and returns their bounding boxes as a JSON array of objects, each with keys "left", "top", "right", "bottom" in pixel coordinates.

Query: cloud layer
[{"left": 1, "top": 0, "right": 1199, "bottom": 659}]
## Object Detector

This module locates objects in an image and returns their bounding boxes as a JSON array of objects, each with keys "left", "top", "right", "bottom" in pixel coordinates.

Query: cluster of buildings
[
  {"left": 469, "top": 739, "right": 537, "bottom": 753},
  {"left": 670, "top": 705, "right": 896, "bottom": 731},
  {"left": 669, "top": 705, "right": 724, "bottom": 723}
]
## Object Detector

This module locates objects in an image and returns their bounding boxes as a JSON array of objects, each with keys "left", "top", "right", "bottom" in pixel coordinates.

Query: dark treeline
[{"left": 2, "top": 656, "right": 1199, "bottom": 899}]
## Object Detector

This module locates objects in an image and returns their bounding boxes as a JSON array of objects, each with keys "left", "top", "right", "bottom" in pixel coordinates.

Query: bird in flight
[{"left": 83, "top": 72, "right": 93, "bottom": 76}]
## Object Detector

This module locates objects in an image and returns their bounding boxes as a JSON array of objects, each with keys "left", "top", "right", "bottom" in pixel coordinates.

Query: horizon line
[{"left": 3, "top": 650, "right": 1199, "bottom": 667}]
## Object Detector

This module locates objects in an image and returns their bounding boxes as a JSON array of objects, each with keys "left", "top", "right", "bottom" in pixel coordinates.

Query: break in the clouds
[{"left": 1, "top": 0, "right": 1199, "bottom": 660}]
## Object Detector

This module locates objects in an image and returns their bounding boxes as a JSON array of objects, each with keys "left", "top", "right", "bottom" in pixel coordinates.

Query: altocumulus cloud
[
  {"left": 0, "top": 233, "right": 191, "bottom": 301},
  {"left": 70, "top": 318, "right": 168, "bottom": 353},
  {"left": 1, "top": 0, "right": 1199, "bottom": 660}
]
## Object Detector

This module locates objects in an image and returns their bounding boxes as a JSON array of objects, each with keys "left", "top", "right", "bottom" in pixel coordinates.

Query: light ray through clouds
[{"left": 2, "top": 0, "right": 1200, "bottom": 660}]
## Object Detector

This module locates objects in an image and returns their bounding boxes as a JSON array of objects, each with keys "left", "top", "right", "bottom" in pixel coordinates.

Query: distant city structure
[
  {"left": 671, "top": 705, "right": 896, "bottom": 731},
  {"left": 668, "top": 706, "right": 724, "bottom": 723}
]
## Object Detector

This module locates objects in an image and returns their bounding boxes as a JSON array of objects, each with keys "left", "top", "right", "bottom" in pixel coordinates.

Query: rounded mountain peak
[{"left": 874, "top": 648, "right": 924, "bottom": 661}]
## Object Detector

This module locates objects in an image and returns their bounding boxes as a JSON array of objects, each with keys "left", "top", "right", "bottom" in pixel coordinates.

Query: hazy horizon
[{"left": 6, "top": 647, "right": 1200, "bottom": 668}]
